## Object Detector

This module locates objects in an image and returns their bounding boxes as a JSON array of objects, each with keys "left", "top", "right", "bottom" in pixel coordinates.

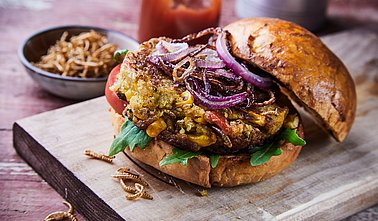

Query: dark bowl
[{"left": 18, "top": 25, "right": 139, "bottom": 100}]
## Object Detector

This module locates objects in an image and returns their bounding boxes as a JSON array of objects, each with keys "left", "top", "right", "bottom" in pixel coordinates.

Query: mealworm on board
[
  {"left": 43, "top": 201, "right": 77, "bottom": 221},
  {"left": 120, "top": 179, "right": 153, "bottom": 200},
  {"left": 117, "top": 167, "right": 131, "bottom": 173},
  {"left": 125, "top": 183, "right": 146, "bottom": 200},
  {"left": 84, "top": 149, "right": 115, "bottom": 163},
  {"left": 112, "top": 173, "right": 149, "bottom": 187}
]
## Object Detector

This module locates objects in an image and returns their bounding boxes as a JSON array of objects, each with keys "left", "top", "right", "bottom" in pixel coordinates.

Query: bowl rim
[{"left": 18, "top": 25, "right": 139, "bottom": 82}]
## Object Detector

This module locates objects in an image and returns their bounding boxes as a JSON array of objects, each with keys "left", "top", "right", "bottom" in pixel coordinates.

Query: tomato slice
[{"left": 105, "top": 64, "right": 127, "bottom": 115}]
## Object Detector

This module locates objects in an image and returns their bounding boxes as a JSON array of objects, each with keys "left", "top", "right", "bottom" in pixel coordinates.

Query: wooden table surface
[{"left": 1, "top": 0, "right": 377, "bottom": 220}]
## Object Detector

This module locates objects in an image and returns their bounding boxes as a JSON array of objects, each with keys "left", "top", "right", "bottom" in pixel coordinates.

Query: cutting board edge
[{"left": 12, "top": 122, "right": 125, "bottom": 221}]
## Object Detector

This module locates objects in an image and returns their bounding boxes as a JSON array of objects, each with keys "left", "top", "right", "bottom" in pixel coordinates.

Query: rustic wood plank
[
  {"left": 13, "top": 122, "right": 123, "bottom": 221},
  {"left": 12, "top": 29, "right": 378, "bottom": 220},
  {"left": 0, "top": 130, "right": 86, "bottom": 220}
]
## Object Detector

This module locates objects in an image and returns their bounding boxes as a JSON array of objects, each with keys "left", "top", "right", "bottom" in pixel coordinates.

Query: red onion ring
[
  {"left": 155, "top": 41, "right": 188, "bottom": 54},
  {"left": 185, "top": 78, "right": 247, "bottom": 110},
  {"left": 213, "top": 69, "right": 240, "bottom": 81},
  {"left": 155, "top": 41, "right": 169, "bottom": 54},
  {"left": 194, "top": 48, "right": 225, "bottom": 69},
  {"left": 196, "top": 58, "right": 225, "bottom": 69},
  {"left": 153, "top": 41, "right": 192, "bottom": 62},
  {"left": 215, "top": 31, "right": 272, "bottom": 89},
  {"left": 172, "top": 57, "right": 195, "bottom": 82},
  {"left": 147, "top": 55, "right": 174, "bottom": 77},
  {"left": 202, "top": 71, "right": 211, "bottom": 94}
]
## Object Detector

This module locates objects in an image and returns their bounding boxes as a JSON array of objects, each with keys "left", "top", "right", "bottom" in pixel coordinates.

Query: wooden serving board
[{"left": 13, "top": 29, "right": 378, "bottom": 221}]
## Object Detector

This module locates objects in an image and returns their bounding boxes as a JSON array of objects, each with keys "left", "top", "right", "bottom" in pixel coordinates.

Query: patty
[{"left": 112, "top": 38, "right": 294, "bottom": 154}]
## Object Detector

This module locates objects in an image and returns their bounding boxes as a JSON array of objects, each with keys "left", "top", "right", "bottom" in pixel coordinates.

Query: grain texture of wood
[{"left": 12, "top": 29, "right": 378, "bottom": 220}]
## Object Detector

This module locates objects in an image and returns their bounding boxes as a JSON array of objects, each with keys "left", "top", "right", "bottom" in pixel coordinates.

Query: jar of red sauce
[{"left": 138, "top": 0, "right": 222, "bottom": 42}]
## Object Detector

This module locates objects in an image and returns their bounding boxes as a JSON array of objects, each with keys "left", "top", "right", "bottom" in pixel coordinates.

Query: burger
[{"left": 105, "top": 18, "right": 356, "bottom": 188}]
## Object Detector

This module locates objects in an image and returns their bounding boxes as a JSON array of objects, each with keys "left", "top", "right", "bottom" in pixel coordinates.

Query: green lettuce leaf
[
  {"left": 250, "top": 128, "right": 305, "bottom": 166},
  {"left": 209, "top": 154, "right": 220, "bottom": 168},
  {"left": 108, "top": 118, "right": 152, "bottom": 156},
  {"left": 159, "top": 148, "right": 202, "bottom": 167}
]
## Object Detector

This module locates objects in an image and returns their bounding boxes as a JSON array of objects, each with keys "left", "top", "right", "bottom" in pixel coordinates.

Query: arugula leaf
[
  {"left": 108, "top": 118, "right": 152, "bottom": 156},
  {"left": 250, "top": 142, "right": 282, "bottom": 166},
  {"left": 280, "top": 128, "right": 306, "bottom": 146},
  {"left": 113, "top": 49, "right": 129, "bottom": 63},
  {"left": 249, "top": 128, "right": 305, "bottom": 166},
  {"left": 159, "top": 148, "right": 202, "bottom": 167},
  {"left": 209, "top": 154, "right": 220, "bottom": 168}
]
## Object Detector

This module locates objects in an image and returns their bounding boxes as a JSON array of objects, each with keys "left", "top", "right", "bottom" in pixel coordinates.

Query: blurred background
[{"left": 1, "top": 0, "right": 378, "bottom": 220}]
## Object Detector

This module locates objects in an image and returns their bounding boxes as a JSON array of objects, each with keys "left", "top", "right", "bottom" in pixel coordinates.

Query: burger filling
[{"left": 109, "top": 28, "right": 305, "bottom": 166}]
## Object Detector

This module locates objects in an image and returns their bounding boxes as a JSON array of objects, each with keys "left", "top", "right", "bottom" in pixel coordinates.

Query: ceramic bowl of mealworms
[{"left": 18, "top": 25, "right": 139, "bottom": 100}]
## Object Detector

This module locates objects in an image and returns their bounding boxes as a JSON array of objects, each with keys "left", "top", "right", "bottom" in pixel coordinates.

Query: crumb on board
[{"left": 198, "top": 189, "right": 208, "bottom": 197}]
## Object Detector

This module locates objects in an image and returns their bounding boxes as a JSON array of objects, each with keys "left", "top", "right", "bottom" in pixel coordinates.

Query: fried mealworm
[
  {"left": 84, "top": 149, "right": 115, "bottom": 163},
  {"left": 119, "top": 179, "right": 153, "bottom": 200},
  {"left": 112, "top": 173, "right": 149, "bottom": 187},
  {"left": 33, "top": 30, "right": 117, "bottom": 78},
  {"left": 117, "top": 167, "right": 131, "bottom": 173},
  {"left": 125, "top": 183, "right": 146, "bottom": 200},
  {"left": 260, "top": 108, "right": 279, "bottom": 116},
  {"left": 44, "top": 201, "right": 77, "bottom": 221},
  {"left": 252, "top": 90, "right": 276, "bottom": 107}
]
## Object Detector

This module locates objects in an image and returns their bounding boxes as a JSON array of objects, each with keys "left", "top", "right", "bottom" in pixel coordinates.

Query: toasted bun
[
  {"left": 224, "top": 18, "right": 356, "bottom": 142},
  {"left": 110, "top": 108, "right": 303, "bottom": 188}
]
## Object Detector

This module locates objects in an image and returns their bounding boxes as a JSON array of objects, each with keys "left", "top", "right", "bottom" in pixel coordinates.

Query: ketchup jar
[{"left": 138, "top": 0, "right": 222, "bottom": 42}]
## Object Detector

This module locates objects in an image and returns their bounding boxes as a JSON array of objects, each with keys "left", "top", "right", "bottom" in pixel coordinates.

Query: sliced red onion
[
  {"left": 215, "top": 32, "right": 272, "bottom": 89},
  {"left": 155, "top": 41, "right": 169, "bottom": 54},
  {"left": 195, "top": 48, "right": 225, "bottom": 69},
  {"left": 188, "top": 44, "right": 207, "bottom": 57},
  {"left": 213, "top": 69, "right": 240, "bottom": 80},
  {"left": 185, "top": 78, "right": 247, "bottom": 109},
  {"left": 161, "top": 48, "right": 191, "bottom": 62},
  {"left": 147, "top": 55, "right": 161, "bottom": 66},
  {"left": 202, "top": 71, "right": 211, "bottom": 94},
  {"left": 196, "top": 58, "right": 225, "bottom": 69},
  {"left": 156, "top": 41, "right": 188, "bottom": 53},
  {"left": 147, "top": 55, "right": 174, "bottom": 77},
  {"left": 191, "top": 79, "right": 245, "bottom": 102},
  {"left": 153, "top": 40, "right": 192, "bottom": 62},
  {"left": 198, "top": 48, "right": 219, "bottom": 58}
]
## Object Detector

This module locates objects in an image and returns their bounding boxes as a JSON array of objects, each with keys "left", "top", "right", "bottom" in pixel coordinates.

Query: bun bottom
[{"left": 110, "top": 108, "right": 303, "bottom": 188}]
